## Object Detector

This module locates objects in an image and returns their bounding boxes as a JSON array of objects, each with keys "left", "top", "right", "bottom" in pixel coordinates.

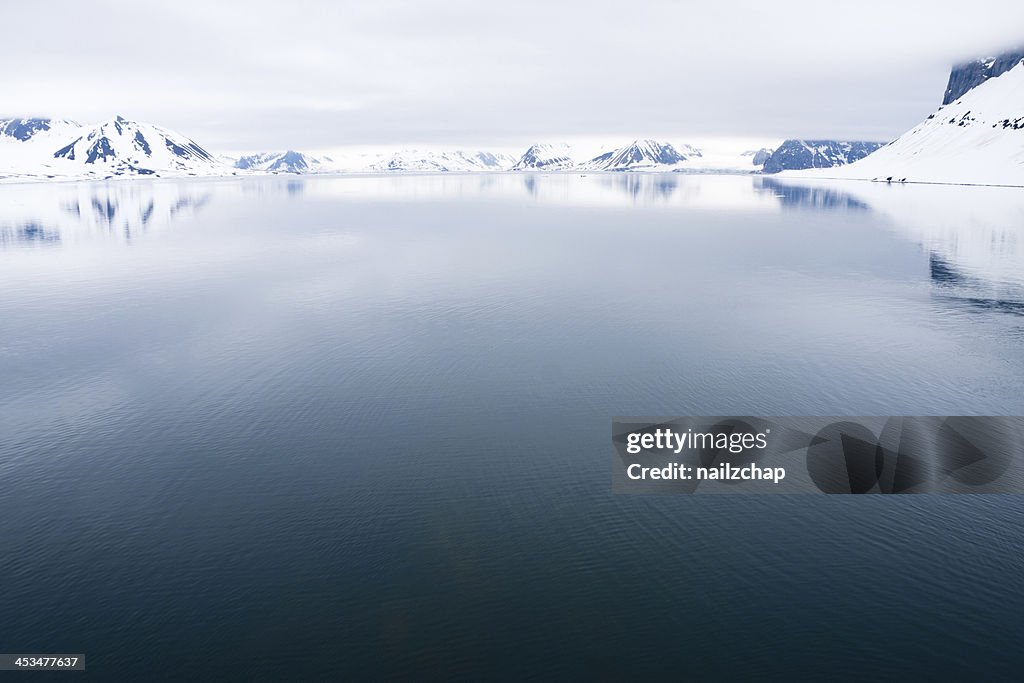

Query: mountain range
[
  {"left": 0, "top": 129, "right": 768, "bottom": 179},
  {"left": 235, "top": 150, "right": 333, "bottom": 174},
  {"left": 364, "top": 149, "right": 517, "bottom": 173},
  {"left": 231, "top": 140, "right": 711, "bottom": 174},
  {"left": 0, "top": 117, "right": 873, "bottom": 180},
  {"left": 761, "top": 140, "right": 887, "bottom": 174},
  {"left": 4, "top": 46, "right": 1022, "bottom": 186}
]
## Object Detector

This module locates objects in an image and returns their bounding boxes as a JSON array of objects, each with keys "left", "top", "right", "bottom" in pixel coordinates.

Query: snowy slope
[
  {"left": 1, "top": 118, "right": 84, "bottom": 179},
  {"left": 0, "top": 115, "right": 234, "bottom": 180},
  {"left": 790, "top": 60, "right": 1024, "bottom": 186}
]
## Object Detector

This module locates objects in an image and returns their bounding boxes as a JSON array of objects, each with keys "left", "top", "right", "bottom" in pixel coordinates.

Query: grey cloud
[{"left": 1, "top": 0, "right": 1022, "bottom": 150}]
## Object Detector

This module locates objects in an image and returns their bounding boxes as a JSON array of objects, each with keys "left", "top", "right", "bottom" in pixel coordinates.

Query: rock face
[
  {"left": 761, "top": 140, "right": 886, "bottom": 174},
  {"left": 0, "top": 118, "right": 78, "bottom": 141},
  {"left": 943, "top": 47, "right": 1024, "bottom": 105}
]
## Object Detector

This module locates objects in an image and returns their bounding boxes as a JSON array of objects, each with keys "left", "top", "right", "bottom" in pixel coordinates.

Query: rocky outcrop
[
  {"left": 943, "top": 47, "right": 1024, "bottom": 104},
  {"left": 761, "top": 140, "right": 886, "bottom": 174}
]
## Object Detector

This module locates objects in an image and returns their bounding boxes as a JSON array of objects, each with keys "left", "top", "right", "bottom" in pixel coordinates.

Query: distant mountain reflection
[
  {"left": 758, "top": 178, "right": 870, "bottom": 211},
  {"left": 0, "top": 181, "right": 211, "bottom": 247}
]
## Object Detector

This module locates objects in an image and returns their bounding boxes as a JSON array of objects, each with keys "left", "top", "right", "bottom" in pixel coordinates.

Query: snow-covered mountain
[
  {"left": 0, "top": 115, "right": 234, "bottom": 180},
  {"left": 510, "top": 140, "right": 709, "bottom": 172},
  {"left": 796, "top": 50, "right": 1024, "bottom": 186},
  {"left": 227, "top": 148, "right": 517, "bottom": 174},
  {"left": 52, "top": 116, "right": 225, "bottom": 175},
  {"left": 234, "top": 150, "right": 333, "bottom": 174},
  {"left": 511, "top": 143, "right": 575, "bottom": 170},
  {"left": 761, "top": 140, "right": 886, "bottom": 173},
  {"left": 580, "top": 139, "right": 699, "bottom": 171},
  {"left": 364, "top": 149, "right": 516, "bottom": 172}
]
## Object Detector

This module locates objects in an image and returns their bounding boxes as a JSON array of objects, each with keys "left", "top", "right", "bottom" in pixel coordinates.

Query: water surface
[{"left": 1, "top": 174, "right": 1023, "bottom": 679}]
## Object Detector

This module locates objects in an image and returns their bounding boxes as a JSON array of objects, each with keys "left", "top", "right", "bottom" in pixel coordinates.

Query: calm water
[{"left": 1, "top": 174, "right": 1023, "bottom": 679}]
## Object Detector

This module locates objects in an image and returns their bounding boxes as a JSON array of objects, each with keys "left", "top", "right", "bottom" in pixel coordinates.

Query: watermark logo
[{"left": 612, "top": 417, "right": 1023, "bottom": 494}]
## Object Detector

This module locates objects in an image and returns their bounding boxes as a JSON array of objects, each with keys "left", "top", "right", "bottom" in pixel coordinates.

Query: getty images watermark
[{"left": 612, "top": 417, "right": 1024, "bottom": 494}]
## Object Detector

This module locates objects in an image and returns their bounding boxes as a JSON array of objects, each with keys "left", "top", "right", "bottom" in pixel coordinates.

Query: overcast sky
[{"left": 2, "top": 0, "right": 1023, "bottom": 152}]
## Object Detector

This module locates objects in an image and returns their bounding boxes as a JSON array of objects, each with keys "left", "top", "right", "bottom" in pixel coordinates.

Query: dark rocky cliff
[
  {"left": 943, "top": 47, "right": 1024, "bottom": 104},
  {"left": 0, "top": 118, "right": 59, "bottom": 141}
]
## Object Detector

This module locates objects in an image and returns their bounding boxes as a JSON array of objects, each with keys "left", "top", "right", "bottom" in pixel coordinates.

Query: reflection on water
[
  {"left": 589, "top": 173, "right": 681, "bottom": 203},
  {"left": 764, "top": 176, "right": 1024, "bottom": 316},
  {"left": 524, "top": 172, "right": 696, "bottom": 204},
  {"left": 759, "top": 178, "right": 870, "bottom": 211},
  {"left": 296, "top": 172, "right": 775, "bottom": 210},
  {"left": 0, "top": 181, "right": 211, "bottom": 247},
  {"left": 2, "top": 174, "right": 1023, "bottom": 317},
  {"left": 4, "top": 174, "right": 1022, "bottom": 289},
  {"left": 930, "top": 254, "right": 970, "bottom": 287},
  {"left": 2, "top": 220, "right": 60, "bottom": 245}
]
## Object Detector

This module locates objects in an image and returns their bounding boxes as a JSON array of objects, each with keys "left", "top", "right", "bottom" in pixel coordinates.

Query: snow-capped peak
[
  {"left": 581, "top": 139, "right": 697, "bottom": 171},
  {"left": 512, "top": 143, "right": 574, "bottom": 170},
  {"left": 48, "top": 116, "right": 225, "bottom": 176}
]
